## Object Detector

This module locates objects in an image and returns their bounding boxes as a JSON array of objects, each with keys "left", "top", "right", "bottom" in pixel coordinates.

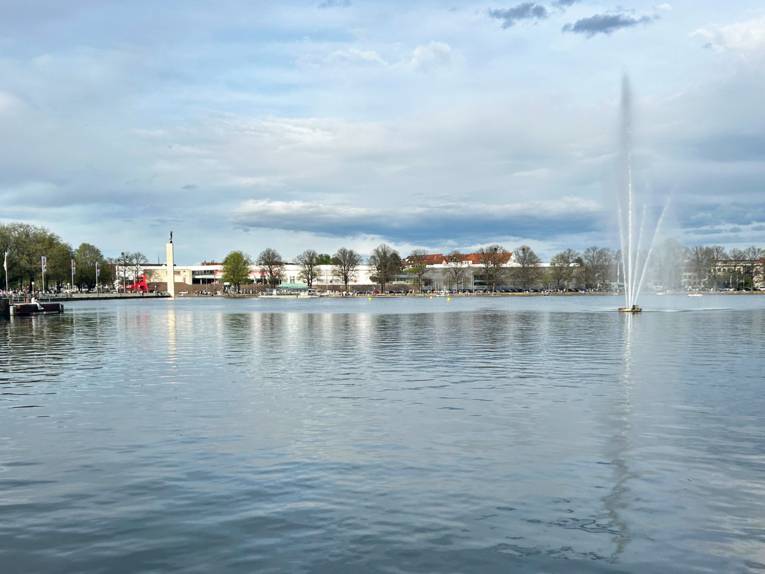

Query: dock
[{"left": 1, "top": 298, "right": 65, "bottom": 318}]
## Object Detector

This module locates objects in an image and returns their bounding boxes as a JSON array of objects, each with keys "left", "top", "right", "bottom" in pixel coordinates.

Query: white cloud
[
  {"left": 0, "top": 91, "right": 24, "bottom": 114},
  {"left": 326, "top": 47, "right": 388, "bottom": 66},
  {"left": 410, "top": 41, "right": 454, "bottom": 71},
  {"left": 693, "top": 16, "right": 765, "bottom": 53}
]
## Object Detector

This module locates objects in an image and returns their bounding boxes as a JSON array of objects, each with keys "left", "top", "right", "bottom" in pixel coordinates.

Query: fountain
[{"left": 617, "top": 76, "right": 669, "bottom": 313}]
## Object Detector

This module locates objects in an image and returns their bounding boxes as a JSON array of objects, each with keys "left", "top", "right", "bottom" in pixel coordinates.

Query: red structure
[{"left": 127, "top": 274, "right": 149, "bottom": 293}]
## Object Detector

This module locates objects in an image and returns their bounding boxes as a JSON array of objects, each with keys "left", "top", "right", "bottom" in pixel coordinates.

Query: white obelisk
[{"left": 166, "top": 231, "right": 175, "bottom": 299}]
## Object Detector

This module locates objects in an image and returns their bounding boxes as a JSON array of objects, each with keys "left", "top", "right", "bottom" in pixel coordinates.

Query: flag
[
  {"left": 71, "top": 258, "right": 76, "bottom": 274},
  {"left": 3, "top": 251, "right": 7, "bottom": 274},
  {"left": 41, "top": 255, "right": 47, "bottom": 273}
]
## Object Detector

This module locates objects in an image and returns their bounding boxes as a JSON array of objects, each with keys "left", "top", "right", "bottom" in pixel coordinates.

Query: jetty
[{"left": 1, "top": 297, "right": 64, "bottom": 318}]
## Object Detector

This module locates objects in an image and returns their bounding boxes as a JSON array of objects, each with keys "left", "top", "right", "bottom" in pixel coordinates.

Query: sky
[{"left": 1, "top": 0, "right": 764, "bottom": 263}]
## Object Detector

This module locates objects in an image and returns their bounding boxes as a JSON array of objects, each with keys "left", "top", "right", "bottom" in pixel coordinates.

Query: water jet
[{"left": 616, "top": 76, "right": 669, "bottom": 313}]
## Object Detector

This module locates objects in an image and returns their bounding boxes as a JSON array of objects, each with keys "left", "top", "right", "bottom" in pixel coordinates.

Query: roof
[{"left": 404, "top": 252, "right": 513, "bottom": 266}]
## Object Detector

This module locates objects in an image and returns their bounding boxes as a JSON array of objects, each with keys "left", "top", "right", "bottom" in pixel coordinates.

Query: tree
[
  {"left": 296, "top": 249, "right": 320, "bottom": 288},
  {"left": 222, "top": 251, "right": 252, "bottom": 292},
  {"left": 332, "top": 247, "right": 362, "bottom": 293},
  {"left": 316, "top": 253, "right": 333, "bottom": 265},
  {"left": 128, "top": 252, "right": 148, "bottom": 282},
  {"left": 687, "top": 246, "right": 712, "bottom": 289},
  {"left": 257, "top": 248, "right": 284, "bottom": 288},
  {"left": 368, "top": 244, "right": 402, "bottom": 291},
  {"left": 579, "top": 246, "right": 613, "bottom": 291},
  {"left": 548, "top": 249, "right": 578, "bottom": 291},
  {"left": 46, "top": 241, "right": 74, "bottom": 290},
  {"left": 477, "top": 245, "right": 507, "bottom": 292},
  {"left": 445, "top": 250, "right": 466, "bottom": 290},
  {"left": 405, "top": 249, "right": 430, "bottom": 292},
  {"left": 74, "top": 243, "right": 102, "bottom": 288},
  {"left": 512, "top": 245, "right": 541, "bottom": 291},
  {"left": 0, "top": 222, "right": 73, "bottom": 291}
]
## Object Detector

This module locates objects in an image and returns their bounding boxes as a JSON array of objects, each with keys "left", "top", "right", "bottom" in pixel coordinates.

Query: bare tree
[
  {"left": 257, "top": 248, "right": 284, "bottom": 288},
  {"left": 296, "top": 249, "right": 320, "bottom": 288},
  {"left": 477, "top": 245, "right": 507, "bottom": 292},
  {"left": 445, "top": 250, "right": 466, "bottom": 290},
  {"left": 687, "top": 246, "right": 712, "bottom": 289},
  {"left": 368, "top": 244, "right": 402, "bottom": 292},
  {"left": 332, "top": 247, "right": 362, "bottom": 293},
  {"left": 125, "top": 251, "right": 148, "bottom": 282},
  {"left": 548, "top": 249, "right": 579, "bottom": 291},
  {"left": 579, "top": 246, "right": 612, "bottom": 291},
  {"left": 513, "top": 245, "right": 541, "bottom": 291}
]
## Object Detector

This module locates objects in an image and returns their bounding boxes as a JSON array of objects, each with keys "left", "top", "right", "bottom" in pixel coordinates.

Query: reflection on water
[{"left": 1, "top": 296, "right": 764, "bottom": 573}]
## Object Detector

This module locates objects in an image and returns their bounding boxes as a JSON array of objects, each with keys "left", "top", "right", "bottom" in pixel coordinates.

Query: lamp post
[
  {"left": 95, "top": 261, "right": 100, "bottom": 294},
  {"left": 120, "top": 252, "right": 127, "bottom": 293},
  {"left": 71, "top": 258, "right": 76, "bottom": 293},
  {"left": 3, "top": 250, "right": 8, "bottom": 295},
  {"left": 41, "top": 255, "right": 47, "bottom": 295}
]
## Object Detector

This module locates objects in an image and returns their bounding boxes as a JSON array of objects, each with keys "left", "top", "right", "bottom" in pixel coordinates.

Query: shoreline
[{"left": 21, "top": 291, "right": 761, "bottom": 304}]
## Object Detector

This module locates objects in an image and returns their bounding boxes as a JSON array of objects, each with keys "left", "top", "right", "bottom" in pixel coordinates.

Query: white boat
[{"left": 688, "top": 293, "right": 703, "bottom": 297}]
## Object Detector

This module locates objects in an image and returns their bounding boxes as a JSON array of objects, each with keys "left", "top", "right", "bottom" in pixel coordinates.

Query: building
[
  {"left": 117, "top": 251, "right": 537, "bottom": 293},
  {"left": 711, "top": 258, "right": 765, "bottom": 290}
]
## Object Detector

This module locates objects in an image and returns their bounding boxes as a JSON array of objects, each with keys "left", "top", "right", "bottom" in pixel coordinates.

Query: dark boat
[{"left": 10, "top": 302, "right": 65, "bottom": 317}]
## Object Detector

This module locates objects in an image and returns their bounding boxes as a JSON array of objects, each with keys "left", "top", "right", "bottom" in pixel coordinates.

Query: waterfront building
[{"left": 117, "top": 251, "right": 538, "bottom": 293}]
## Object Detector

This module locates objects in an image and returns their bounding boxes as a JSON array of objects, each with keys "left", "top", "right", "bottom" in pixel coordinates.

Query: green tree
[
  {"left": 316, "top": 253, "right": 333, "bottom": 265},
  {"left": 74, "top": 243, "right": 107, "bottom": 289},
  {"left": 222, "top": 251, "right": 252, "bottom": 292},
  {"left": 332, "top": 247, "right": 362, "bottom": 293},
  {"left": 0, "top": 222, "right": 72, "bottom": 291},
  {"left": 368, "top": 244, "right": 401, "bottom": 291}
]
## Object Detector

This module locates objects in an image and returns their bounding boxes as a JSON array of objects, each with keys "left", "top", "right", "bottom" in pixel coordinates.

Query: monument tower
[{"left": 166, "top": 231, "right": 175, "bottom": 299}]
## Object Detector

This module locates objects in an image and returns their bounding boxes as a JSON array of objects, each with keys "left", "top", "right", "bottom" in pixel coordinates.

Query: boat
[
  {"left": 688, "top": 293, "right": 703, "bottom": 297},
  {"left": 10, "top": 302, "right": 65, "bottom": 317}
]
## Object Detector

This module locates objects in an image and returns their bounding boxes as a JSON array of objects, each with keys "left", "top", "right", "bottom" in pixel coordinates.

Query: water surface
[{"left": 1, "top": 295, "right": 764, "bottom": 572}]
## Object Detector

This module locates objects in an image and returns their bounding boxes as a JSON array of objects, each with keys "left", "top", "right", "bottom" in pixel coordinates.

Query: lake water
[{"left": 1, "top": 295, "right": 764, "bottom": 573}]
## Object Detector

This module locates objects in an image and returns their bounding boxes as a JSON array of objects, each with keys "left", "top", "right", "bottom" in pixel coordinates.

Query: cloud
[
  {"left": 326, "top": 48, "right": 388, "bottom": 66},
  {"left": 488, "top": 3, "right": 548, "bottom": 29},
  {"left": 233, "top": 197, "right": 603, "bottom": 243},
  {"left": 410, "top": 42, "right": 454, "bottom": 71},
  {"left": 563, "top": 12, "right": 658, "bottom": 37},
  {"left": 553, "top": 0, "right": 580, "bottom": 6},
  {"left": 0, "top": 91, "right": 24, "bottom": 114},
  {"left": 693, "top": 16, "right": 765, "bottom": 53},
  {"left": 318, "top": 0, "right": 351, "bottom": 8}
]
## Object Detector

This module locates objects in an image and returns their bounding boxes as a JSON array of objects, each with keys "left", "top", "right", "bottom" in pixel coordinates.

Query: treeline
[
  {"left": 222, "top": 247, "right": 365, "bottom": 292},
  {"left": 0, "top": 223, "right": 116, "bottom": 291},
  {"left": 224, "top": 241, "right": 765, "bottom": 292},
  {"left": 222, "top": 244, "right": 616, "bottom": 292}
]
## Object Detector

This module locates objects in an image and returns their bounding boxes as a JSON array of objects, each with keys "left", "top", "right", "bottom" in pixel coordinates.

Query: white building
[{"left": 122, "top": 251, "right": 551, "bottom": 292}]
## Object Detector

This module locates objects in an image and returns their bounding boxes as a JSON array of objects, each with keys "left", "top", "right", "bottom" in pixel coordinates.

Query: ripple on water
[{"left": 1, "top": 297, "right": 764, "bottom": 572}]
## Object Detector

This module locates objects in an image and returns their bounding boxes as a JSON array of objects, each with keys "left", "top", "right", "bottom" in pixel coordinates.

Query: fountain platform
[{"left": 618, "top": 305, "right": 642, "bottom": 313}]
